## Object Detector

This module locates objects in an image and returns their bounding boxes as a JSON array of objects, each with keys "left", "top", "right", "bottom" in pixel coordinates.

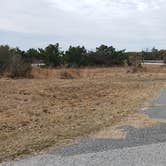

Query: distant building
[
  {"left": 143, "top": 60, "right": 164, "bottom": 65},
  {"left": 31, "top": 60, "right": 46, "bottom": 68}
]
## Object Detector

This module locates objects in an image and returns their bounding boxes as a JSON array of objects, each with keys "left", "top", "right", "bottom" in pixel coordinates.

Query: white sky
[{"left": 0, "top": 0, "right": 166, "bottom": 51}]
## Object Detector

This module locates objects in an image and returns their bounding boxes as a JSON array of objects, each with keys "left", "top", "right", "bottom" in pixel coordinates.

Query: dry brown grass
[
  {"left": 0, "top": 65, "right": 166, "bottom": 162},
  {"left": 57, "top": 68, "right": 81, "bottom": 79}
]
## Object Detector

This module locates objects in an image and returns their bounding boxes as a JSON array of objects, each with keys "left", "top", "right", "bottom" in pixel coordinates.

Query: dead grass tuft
[{"left": 58, "top": 68, "right": 81, "bottom": 79}]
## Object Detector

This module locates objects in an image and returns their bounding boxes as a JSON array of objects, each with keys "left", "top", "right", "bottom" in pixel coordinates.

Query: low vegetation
[
  {"left": 1, "top": 44, "right": 166, "bottom": 71},
  {"left": 8, "top": 55, "right": 32, "bottom": 78},
  {"left": 0, "top": 65, "right": 166, "bottom": 162},
  {"left": 0, "top": 43, "right": 166, "bottom": 162},
  {"left": 1, "top": 44, "right": 166, "bottom": 79},
  {"left": 0, "top": 45, "right": 32, "bottom": 78}
]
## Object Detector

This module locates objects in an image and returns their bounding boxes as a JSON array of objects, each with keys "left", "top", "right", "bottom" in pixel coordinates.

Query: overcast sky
[{"left": 0, "top": 0, "right": 166, "bottom": 51}]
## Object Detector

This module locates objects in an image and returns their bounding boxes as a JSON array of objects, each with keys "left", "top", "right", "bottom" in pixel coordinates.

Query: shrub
[
  {"left": 128, "top": 53, "right": 143, "bottom": 67},
  {"left": 0, "top": 45, "right": 10, "bottom": 74},
  {"left": 64, "top": 46, "right": 87, "bottom": 67},
  {"left": 8, "top": 55, "right": 32, "bottom": 78},
  {"left": 88, "top": 45, "right": 126, "bottom": 66}
]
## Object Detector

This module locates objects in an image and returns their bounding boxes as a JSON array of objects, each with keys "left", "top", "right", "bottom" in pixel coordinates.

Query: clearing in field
[{"left": 0, "top": 65, "right": 166, "bottom": 162}]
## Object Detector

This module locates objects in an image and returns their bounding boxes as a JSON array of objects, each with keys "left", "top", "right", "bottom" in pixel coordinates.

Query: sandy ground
[{"left": 0, "top": 66, "right": 166, "bottom": 162}]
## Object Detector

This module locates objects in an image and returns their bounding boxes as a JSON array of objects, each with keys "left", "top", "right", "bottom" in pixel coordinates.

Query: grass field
[{"left": 0, "top": 65, "right": 166, "bottom": 162}]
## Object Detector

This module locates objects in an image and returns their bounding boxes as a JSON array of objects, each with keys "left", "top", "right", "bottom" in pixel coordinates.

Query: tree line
[
  {"left": 0, "top": 44, "right": 166, "bottom": 71},
  {"left": 0, "top": 44, "right": 127, "bottom": 69},
  {"left": 141, "top": 47, "right": 166, "bottom": 61}
]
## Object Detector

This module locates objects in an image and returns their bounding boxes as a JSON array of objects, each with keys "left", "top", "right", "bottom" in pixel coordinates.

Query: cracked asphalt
[{"left": 2, "top": 88, "right": 166, "bottom": 166}]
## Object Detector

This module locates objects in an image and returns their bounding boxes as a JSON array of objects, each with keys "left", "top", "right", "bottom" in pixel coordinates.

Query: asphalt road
[
  {"left": 2, "top": 142, "right": 166, "bottom": 166},
  {"left": 2, "top": 88, "right": 166, "bottom": 166}
]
